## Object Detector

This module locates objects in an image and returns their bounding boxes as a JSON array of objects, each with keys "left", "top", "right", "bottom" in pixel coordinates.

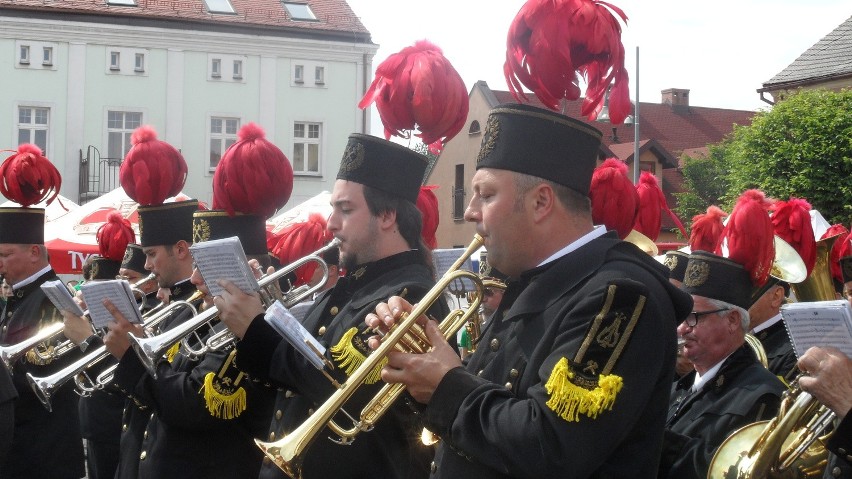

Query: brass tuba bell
[{"left": 790, "top": 234, "right": 842, "bottom": 302}]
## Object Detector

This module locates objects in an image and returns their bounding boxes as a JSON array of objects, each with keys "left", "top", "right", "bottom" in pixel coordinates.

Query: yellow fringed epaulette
[
  {"left": 330, "top": 327, "right": 386, "bottom": 384},
  {"left": 544, "top": 357, "right": 623, "bottom": 422},
  {"left": 199, "top": 350, "right": 247, "bottom": 419},
  {"left": 165, "top": 342, "right": 181, "bottom": 363}
]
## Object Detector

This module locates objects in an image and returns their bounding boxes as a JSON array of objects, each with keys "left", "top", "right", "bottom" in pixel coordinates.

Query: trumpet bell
[{"left": 625, "top": 229, "right": 659, "bottom": 256}]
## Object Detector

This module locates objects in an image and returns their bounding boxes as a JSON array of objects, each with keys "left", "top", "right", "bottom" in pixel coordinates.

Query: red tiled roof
[
  {"left": 0, "top": 0, "right": 370, "bottom": 37},
  {"left": 491, "top": 90, "right": 754, "bottom": 158}
]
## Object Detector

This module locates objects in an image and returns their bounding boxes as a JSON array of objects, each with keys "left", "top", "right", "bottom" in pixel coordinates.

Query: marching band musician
[
  {"left": 120, "top": 244, "right": 160, "bottom": 312},
  {"left": 366, "top": 103, "right": 694, "bottom": 478},
  {"left": 216, "top": 133, "right": 451, "bottom": 479},
  {"left": 0, "top": 145, "right": 86, "bottom": 479},
  {"left": 459, "top": 251, "right": 506, "bottom": 360}
]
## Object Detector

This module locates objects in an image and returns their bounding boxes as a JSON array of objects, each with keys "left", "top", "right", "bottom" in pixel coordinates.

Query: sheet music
[
  {"left": 40, "top": 279, "right": 85, "bottom": 316},
  {"left": 432, "top": 248, "right": 476, "bottom": 295},
  {"left": 189, "top": 236, "right": 259, "bottom": 297},
  {"left": 264, "top": 300, "right": 326, "bottom": 370},
  {"left": 81, "top": 280, "right": 143, "bottom": 329},
  {"left": 780, "top": 300, "right": 852, "bottom": 359}
]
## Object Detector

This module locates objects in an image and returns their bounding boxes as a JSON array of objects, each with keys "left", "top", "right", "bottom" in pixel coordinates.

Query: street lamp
[{"left": 597, "top": 46, "right": 640, "bottom": 185}]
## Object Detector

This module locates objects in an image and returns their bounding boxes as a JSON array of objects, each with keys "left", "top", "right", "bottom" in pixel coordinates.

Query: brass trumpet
[
  {"left": 129, "top": 239, "right": 340, "bottom": 378},
  {"left": 707, "top": 376, "right": 833, "bottom": 478},
  {"left": 256, "top": 234, "right": 484, "bottom": 478},
  {"left": 25, "top": 291, "right": 205, "bottom": 411}
]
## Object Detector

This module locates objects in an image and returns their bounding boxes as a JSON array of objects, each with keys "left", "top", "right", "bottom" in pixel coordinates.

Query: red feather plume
[
  {"left": 771, "top": 198, "right": 816, "bottom": 275},
  {"left": 688, "top": 206, "right": 727, "bottom": 253},
  {"left": 715, "top": 190, "right": 775, "bottom": 286},
  {"left": 212, "top": 123, "right": 294, "bottom": 219},
  {"left": 589, "top": 158, "right": 638, "bottom": 239},
  {"left": 358, "top": 40, "right": 469, "bottom": 154},
  {"left": 96, "top": 210, "right": 136, "bottom": 262},
  {"left": 119, "top": 126, "right": 187, "bottom": 206},
  {"left": 633, "top": 171, "right": 686, "bottom": 241},
  {"left": 0, "top": 144, "right": 62, "bottom": 207},
  {"left": 504, "top": 0, "right": 630, "bottom": 123},
  {"left": 824, "top": 224, "right": 850, "bottom": 285},
  {"left": 417, "top": 185, "right": 440, "bottom": 249},
  {"left": 267, "top": 213, "right": 333, "bottom": 287}
]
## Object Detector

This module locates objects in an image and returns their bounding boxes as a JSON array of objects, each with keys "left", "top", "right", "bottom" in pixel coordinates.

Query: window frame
[
  {"left": 134, "top": 53, "right": 145, "bottom": 72},
  {"left": 42, "top": 47, "right": 53, "bottom": 66},
  {"left": 19, "top": 45, "right": 30, "bottom": 64},
  {"left": 282, "top": 2, "right": 318, "bottom": 21},
  {"left": 314, "top": 66, "right": 324, "bottom": 85},
  {"left": 211, "top": 58, "right": 222, "bottom": 78},
  {"left": 232, "top": 60, "right": 243, "bottom": 80},
  {"left": 294, "top": 64, "right": 304, "bottom": 83},
  {"left": 207, "top": 115, "right": 241, "bottom": 172},
  {"left": 203, "top": 0, "right": 236, "bottom": 14},
  {"left": 109, "top": 51, "right": 120, "bottom": 71},
  {"left": 16, "top": 105, "right": 51, "bottom": 156},
  {"left": 291, "top": 121, "right": 322, "bottom": 175},
  {"left": 105, "top": 110, "right": 144, "bottom": 161}
]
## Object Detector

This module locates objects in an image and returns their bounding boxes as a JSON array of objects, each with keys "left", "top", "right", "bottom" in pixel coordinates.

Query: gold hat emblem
[
  {"left": 340, "top": 141, "right": 365, "bottom": 173},
  {"left": 664, "top": 254, "right": 678, "bottom": 272},
  {"left": 90, "top": 261, "right": 99, "bottom": 280},
  {"left": 193, "top": 219, "right": 211, "bottom": 244},
  {"left": 476, "top": 115, "right": 500, "bottom": 165},
  {"left": 137, "top": 214, "right": 143, "bottom": 236},
  {"left": 684, "top": 260, "right": 711, "bottom": 287},
  {"left": 122, "top": 248, "right": 133, "bottom": 265}
]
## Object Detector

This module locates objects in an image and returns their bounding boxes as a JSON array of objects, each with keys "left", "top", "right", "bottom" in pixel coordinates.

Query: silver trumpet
[
  {"left": 129, "top": 239, "right": 340, "bottom": 378},
  {"left": 24, "top": 291, "right": 204, "bottom": 411}
]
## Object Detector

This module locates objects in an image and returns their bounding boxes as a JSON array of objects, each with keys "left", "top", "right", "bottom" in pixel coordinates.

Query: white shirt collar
[
  {"left": 751, "top": 312, "right": 783, "bottom": 334},
  {"left": 692, "top": 350, "right": 734, "bottom": 392},
  {"left": 537, "top": 225, "right": 608, "bottom": 267},
  {"left": 12, "top": 264, "right": 53, "bottom": 290}
]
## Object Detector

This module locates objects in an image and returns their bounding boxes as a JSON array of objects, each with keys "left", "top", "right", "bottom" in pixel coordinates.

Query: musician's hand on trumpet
[
  {"left": 365, "top": 296, "right": 461, "bottom": 404},
  {"left": 61, "top": 310, "right": 95, "bottom": 345},
  {"left": 797, "top": 346, "right": 852, "bottom": 420},
  {"left": 214, "top": 279, "right": 264, "bottom": 340},
  {"left": 103, "top": 299, "right": 144, "bottom": 360}
]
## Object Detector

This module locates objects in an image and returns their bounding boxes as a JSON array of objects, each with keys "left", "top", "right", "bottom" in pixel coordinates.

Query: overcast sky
[{"left": 346, "top": 0, "right": 851, "bottom": 136}]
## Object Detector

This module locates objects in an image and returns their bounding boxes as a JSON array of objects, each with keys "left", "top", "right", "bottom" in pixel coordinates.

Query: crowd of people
[{"left": 0, "top": 101, "right": 850, "bottom": 479}]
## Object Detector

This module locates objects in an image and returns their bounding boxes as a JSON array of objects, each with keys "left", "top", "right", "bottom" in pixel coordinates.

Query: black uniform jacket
[
  {"left": 237, "top": 250, "right": 450, "bottom": 479},
  {"left": 421, "top": 234, "right": 693, "bottom": 479},
  {"left": 824, "top": 414, "right": 852, "bottom": 478},
  {"left": 111, "top": 280, "right": 275, "bottom": 479},
  {"left": 0, "top": 269, "right": 86, "bottom": 479},
  {"left": 660, "top": 344, "right": 785, "bottom": 479},
  {"left": 754, "top": 317, "right": 798, "bottom": 380}
]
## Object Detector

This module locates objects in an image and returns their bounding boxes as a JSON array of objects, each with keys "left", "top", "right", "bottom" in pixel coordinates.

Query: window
[
  {"left": 283, "top": 2, "right": 317, "bottom": 20},
  {"left": 294, "top": 64, "right": 304, "bottom": 83},
  {"left": 203, "top": 0, "right": 235, "bottom": 13},
  {"left": 209, "top": 117, "right": 239, "bottom": 169},
  {"left": 19, "top": 45, "right": 30, "bottom": 64},
  {"left": 107, "top": 0, "right": 137, "bottom": 5},
  {"left": 468, "top": 120, "right": 481, "bottom": 135},
  {"left": 232, "top": 60, "right": 242, "bottom": 79},
  {"left": 42, "top": 47, "right": 53, "bottom": 66},
  {"left": 107, "top": 111, "right": 142, "bottom": 159},
  {"left": 292, "top": 122, "right": 320, "bottom": 174},
  {"left": 211, "top": 58, "right": 221, "bottom": 78},
  {"left": 110, "top": 51, "right": 120, "bottom": 70},
  {"left": 452, "top": 164, "right": 465, "bottom": 220},
  {"left": 17, "top": 107, "right": 49, "bottom": 155},
  {"left": 134, "top": 53, "right": 145, "bottom": 72},
  {"left": 314, "top": 66, "right": 324, "bottom": 85}
]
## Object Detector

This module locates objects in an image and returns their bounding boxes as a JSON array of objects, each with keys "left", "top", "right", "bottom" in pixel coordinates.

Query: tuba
[
  {"left": 707, "top": 376, "right": 833, "bottom": 479},
  {"left": 791, "top": 234, "right": 840, "bottom": 302},
  {"left": 255, "top": 234, "right": 485, "bottom": 478}
]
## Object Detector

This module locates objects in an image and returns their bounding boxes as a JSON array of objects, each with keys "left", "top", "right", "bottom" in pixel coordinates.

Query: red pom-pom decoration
[
  {"left": 633, "top": 171, "right": 686, "bottom": 241},
  {"left": 417, "top": 185, "right": 440, "bottom": 249},
  {"left": 504, "top": 0, "right": 630, "bottom": 123},
  {"left": 771, "top": 198, "right": 816, "bottom": 275},
  {"left": 589, "top": 158, "right": 638, "bottom": 239},
  {"left": 0, "top": 144, "right": 62, "bottom": 207},
  {"left": 212, "top": 123, "right": 293, "bottom": 219},
  {"left": 119, "top": 126, "right": 187, "bottom": 206},
  {"left": 688, "top": 206, "right": 727, "bottom": 253},
  {"left": 96, "top": 210, "right": 136, "bottom": 262},
  {"left": 716, "top": 190, "right": 775, "bottom": 286},
  {"left": 358, "top": 40, "right": 469, "bottom": 154},
  {"left": 824, "top": 224, "right": 850, "bottom": 285},
  {"left": 267, "top": 213, "right": 333, "bottom": 287}
]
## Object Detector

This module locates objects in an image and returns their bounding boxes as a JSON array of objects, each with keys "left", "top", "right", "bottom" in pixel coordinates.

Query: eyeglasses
[
  {"left": 483, "top": 289, "right": 495, "bottom": 297},
  {"left": 682, "top": 308, "right": 729, "bottom": 328}
]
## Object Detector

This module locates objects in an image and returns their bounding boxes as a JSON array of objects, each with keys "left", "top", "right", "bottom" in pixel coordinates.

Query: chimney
[{"left": 661, "top": 88, "right": 690, "bottom": 108}]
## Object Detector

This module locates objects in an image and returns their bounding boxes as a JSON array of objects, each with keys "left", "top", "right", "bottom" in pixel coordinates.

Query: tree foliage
[
  {"left": 674, "top": 143, "right": 732, "bottom": 226},
  {"left": 721, "top": 89, "right": 852, "bottom": 224}
]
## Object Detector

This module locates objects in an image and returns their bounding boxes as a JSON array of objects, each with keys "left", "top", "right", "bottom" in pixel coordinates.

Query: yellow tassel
[
  {"left": 330, "top": 327, "right": 387, "bottom": 384},
  {"left": 201, "top": 372, "right": 246, "bottom": 419},
  {"left": 544, "top": 357, "right": 623, "bottom": 422},
  {"left": 165, "top": 342, "right": 181, "bottom": 363}
]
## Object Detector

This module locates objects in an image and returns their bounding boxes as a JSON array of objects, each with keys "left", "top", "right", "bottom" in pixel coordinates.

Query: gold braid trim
[
  {"left": 329, "top": 327, "right": 387, "bottom": 384},
  {"left": 201, "top": 372, "right": 246, "bottom": 419},
  {"left": 544, "top": 357, "right": 623, "bottom": 422},
  {"left": 166, "top": 342, "right": 181, "bottom": 363}
]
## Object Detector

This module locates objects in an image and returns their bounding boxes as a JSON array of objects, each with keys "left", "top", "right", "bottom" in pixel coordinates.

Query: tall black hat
[
  {"left": 681, "top": 251, "right": 752, "bottom": 309},
  {"left": 479, "top": 250, "right": 508, "bottom": 283},
  {"left": 191, "top": 211, "right": 267, "bottom": 256},
  {"left": 475, "top": 103, "right": 603, "bottom": 197},
  {"left": 121, "top": 244, "right": 147, "bottom": 274},
  {"left": 137, "top": 200, "right": 199, "bottom": 247},
  {"left": 336, "top": 134, "right": 428, "bottom": 204},
  {"left": 841, "top": 256, "right": 852, "bottom": 284},
  {"left": 88, "top": 256, "right": 121, "bottom": 281},
  {"left": 664, "top": 250, "right": 690, "bottom": 284},
  {"left": 0, "top": 207, "right": 45, "bottom": 244}
]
